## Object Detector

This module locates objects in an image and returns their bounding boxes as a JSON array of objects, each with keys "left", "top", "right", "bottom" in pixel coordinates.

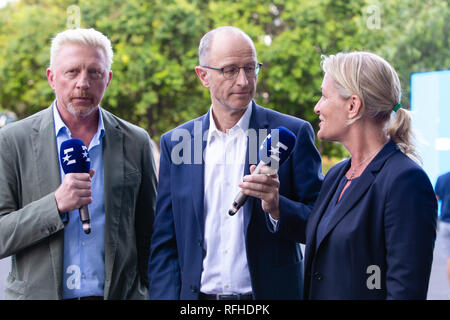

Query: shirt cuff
[
  {"left": 60, "top": 212, "right": 69, "bottom": 225},
  {"left": 268, "top": 214, "right": 279, "bottom": 231}
]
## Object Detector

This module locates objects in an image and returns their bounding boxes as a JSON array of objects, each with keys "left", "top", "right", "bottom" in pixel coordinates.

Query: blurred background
[{"left": 0, "top": 0, "right": 448, "bottom": 299}]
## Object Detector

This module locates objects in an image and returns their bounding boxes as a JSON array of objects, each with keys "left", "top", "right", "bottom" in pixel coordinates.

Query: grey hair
[
  {"left": 49, "top": 28, "right": 113, "bottom": 70},
  {"left": 198, "top": 26, "right": 255, "bottom": 65}
]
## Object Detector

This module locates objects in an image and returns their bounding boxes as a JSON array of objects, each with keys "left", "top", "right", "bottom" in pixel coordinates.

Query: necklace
[{"left": 347, "top": 149, "right": 380, "bottom": 180}]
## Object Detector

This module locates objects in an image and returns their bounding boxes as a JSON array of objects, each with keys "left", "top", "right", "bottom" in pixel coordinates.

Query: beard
[{"left": 66, "top": 101, "right": 97, "bottom": 118}]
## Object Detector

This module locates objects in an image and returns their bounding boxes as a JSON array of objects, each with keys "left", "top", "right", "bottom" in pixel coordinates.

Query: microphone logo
[
  {"left": 62, "top": 145, "right": 90, "bottom": 167},
  {"left": 270, "top": 141, "right": 288, "bottom": 162},
  {"left": 62, "top": 147, "right": 76, "bottom": 166},
  {"left": 81, "top": 145, "right": 90, "bottom": 162}
]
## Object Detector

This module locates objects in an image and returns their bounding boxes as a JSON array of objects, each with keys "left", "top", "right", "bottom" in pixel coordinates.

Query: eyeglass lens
[{"left": 223, "top": 64, "right": 260, "bottom": 79}]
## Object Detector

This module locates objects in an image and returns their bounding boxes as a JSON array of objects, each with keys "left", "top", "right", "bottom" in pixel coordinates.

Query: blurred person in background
[
  {"left": 0, "top": 111, "right": 17, "bottom": 128},
  {"left": 436, "top": 171, "right": 450, "bottom": 291}
]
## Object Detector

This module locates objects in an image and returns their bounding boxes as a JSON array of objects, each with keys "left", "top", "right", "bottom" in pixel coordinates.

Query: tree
[
  {"left": 357, "top": 0, "right": 449, "bottom": 108},
  {"left": 0, "top": 0, "right": 448, "bottom": 161},
  {"left": 0, "top": 0, "right": 67, "bottom": 116},
  {"left": 79, "top": 0, "right": 210, "bottom": 138}
]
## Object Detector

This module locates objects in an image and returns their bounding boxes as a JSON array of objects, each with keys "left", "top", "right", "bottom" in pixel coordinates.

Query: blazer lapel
[
  {"left": 101, "top": 110, "right": 124, "bottom": 297},
  {"left": 314, "top": 141, "right": 398, "bottom": 252},
  {"left": 31, "top": 105, "right": 62, "bottom": 203},
  {"left": 189, "top": 112, "right": 210, "bottom": 239},
  {"left": 31, "top": 104, "right": 64, "bottom": 297},
  {"left": 243, "top": 102, "right": 269, "bottom": 235},
  {"left": 305, "top": 160, "right": 350, "bottom": 259}
]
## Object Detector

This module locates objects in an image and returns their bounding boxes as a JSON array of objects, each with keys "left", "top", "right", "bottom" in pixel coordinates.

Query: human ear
[
  {"left": 46, "top": 68, "right": 56, "bottom": 90},
  {"left": 106, "top": 70, "right": 113, "bottom": 88},
  {"left": 348, "top": 94, "right": 362, "bottom": 119},
  {"left": 195, "top": 66, "right": 210, "bottom": 88}
]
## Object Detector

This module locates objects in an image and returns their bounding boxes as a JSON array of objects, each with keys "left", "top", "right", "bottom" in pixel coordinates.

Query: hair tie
[{"left": 393, "top": 103, "right": 402, "bottom": 112}]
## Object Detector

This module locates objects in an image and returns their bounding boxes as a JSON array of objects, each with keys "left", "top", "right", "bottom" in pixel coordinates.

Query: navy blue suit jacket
[
  {"left": 304, "top": 140, "right": 437, "bottom": 299},
  {"left": 149, "top": 102, "right": 323, "bottom": 299}
]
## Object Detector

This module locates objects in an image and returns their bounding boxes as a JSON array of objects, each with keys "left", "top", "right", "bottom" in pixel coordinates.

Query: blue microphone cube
[
  {"left": 259, "top": 126, "right": 296, "bottom": 167},
  {"left": 60, "top": 138, "right": 91, "bottom": 174}
]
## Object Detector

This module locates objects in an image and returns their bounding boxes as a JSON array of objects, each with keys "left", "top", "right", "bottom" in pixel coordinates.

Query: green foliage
[
  {"left": 357, "top": 0, "right": 450, "bottom": 108},
  {"left": 0, "top": 0, "right": 66, "bottom": 116},
  {"left": 78, "top": 0, "right": 209, "bottom": 138},
  {"left": 0, "top": 0, "right": 448, "bottom": 160}
]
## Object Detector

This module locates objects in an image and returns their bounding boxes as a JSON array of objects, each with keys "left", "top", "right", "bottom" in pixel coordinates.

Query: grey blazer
[{"left": 0, "top": 104, "right": 157, "bottom": 299}]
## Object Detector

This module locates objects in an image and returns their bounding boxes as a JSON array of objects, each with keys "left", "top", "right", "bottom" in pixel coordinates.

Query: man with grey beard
[{"left": 0, "top": 28, "right": 157, "bottom": 300}]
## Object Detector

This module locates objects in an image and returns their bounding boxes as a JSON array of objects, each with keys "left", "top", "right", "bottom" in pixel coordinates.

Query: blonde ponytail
[{"left": 386, "top": 108, "right": 421, "bottom": 164}]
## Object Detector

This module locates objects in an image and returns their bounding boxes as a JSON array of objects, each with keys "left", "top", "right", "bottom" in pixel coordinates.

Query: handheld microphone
[
  {"left": 228, "top": 126, "right": 296, "bottom": 216},
  {"left": 60, "top": 138, "right": 92, "bottom": 234}
]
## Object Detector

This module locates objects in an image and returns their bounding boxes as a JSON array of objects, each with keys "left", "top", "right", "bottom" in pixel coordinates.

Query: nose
[
  {"left": 313, "top": 98, "right": 321, "bottom": 115},
  {"left": 314, "top": 102, "right": 319, "bottom": 114},
  {"left": 235, "top": 67, "right": 249, "bottom": 86},
  {"left": 76, "top": 70, "right": 90, "bottom": 90}
]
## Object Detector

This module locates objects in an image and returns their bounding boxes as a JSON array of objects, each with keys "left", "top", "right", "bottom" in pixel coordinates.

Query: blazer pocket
[
  {"left": 4, "top": 273, "right": 26, "bottom": 299},
  {"left": 125, "top": 170, "right": 141, "bottom": 192},
  {"left": 122, "top": 170, "right": 141, "bottom": 192},
  {"left": 120, "top": 170, "right": 142, "bottom": 217},
  {"left": 125, "top": 169, "right": 142, "bottom": 179}
]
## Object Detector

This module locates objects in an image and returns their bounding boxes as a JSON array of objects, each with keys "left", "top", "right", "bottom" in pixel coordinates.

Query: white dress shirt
[{"left": 200, "top": 103, "right": 253, "bottom": 295}]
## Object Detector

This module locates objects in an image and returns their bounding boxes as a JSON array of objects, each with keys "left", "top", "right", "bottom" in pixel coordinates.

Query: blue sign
[{"left": 411, "top": 70, "right": 450, "bottom": 215}]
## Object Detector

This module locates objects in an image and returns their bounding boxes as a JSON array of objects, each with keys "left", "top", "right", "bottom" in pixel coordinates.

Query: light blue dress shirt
[{"left": 52, "top": 102, "right": 106, "bottom": 299}]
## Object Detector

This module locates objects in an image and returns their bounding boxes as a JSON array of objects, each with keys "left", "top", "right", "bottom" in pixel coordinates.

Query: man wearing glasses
[{"left": 149, "top": 26, "right": 323, "bottom": 300}]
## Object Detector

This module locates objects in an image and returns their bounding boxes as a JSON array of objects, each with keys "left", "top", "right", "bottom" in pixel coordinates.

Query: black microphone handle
[
  {"left": 79, "top": 205, "right": 91, "bottom": 234},
  {"left": 228, "top": 192, "right": 249, "bottom": 216},
  {"left": 228, "top": 161, "right": 268, "bottom": 216}
]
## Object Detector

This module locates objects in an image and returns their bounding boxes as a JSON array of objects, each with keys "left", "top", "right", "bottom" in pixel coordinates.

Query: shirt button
[
  {"left": 81, "top": 274, "right": 86, "bottom": 279},
  {"left": 224, "top": 285, "right": 229, "bottom": 289},
  {"left": 314, "top": 271, "right": 323, "bottom": 281},
  {"left": 81, "top": 242, "right": 86, "bottom": 246}
]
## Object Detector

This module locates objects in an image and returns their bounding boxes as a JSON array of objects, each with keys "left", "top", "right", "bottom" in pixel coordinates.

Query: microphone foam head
[
  {"left": 259, "top": 126, "right": 296, "bottom": 168},
  {"left": 60, "top": 138, "right": 91, "bottom": 174}
]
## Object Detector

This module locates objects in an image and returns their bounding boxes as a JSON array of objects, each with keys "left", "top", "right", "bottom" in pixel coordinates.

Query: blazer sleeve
[
  {"left": 384, "top": 167, "right": 437, "bottom": 299},
  {"left": 0, "top": 130, "right": 64, "bottom": 259},
  {"left": 148, "top": 134, "right": 181, "bottom": 299},
  {"left": 267, "top": 121, "right": 323, "bottom": 243},
  {"left": 134, "top": 131, "right": 157, "bottom": 288}
]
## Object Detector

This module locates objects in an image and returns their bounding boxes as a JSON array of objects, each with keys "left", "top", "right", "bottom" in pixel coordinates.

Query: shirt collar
[
  {"left": 53, "top": 100, "right": 105, "bottom": 145},
  {"left": 207, "top": 102, "right": 252, "bottom": 144}
]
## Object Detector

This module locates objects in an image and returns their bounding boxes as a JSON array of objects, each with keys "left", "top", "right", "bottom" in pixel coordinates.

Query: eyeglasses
[{"left": 201, "top": 62, "right": 263, "bottom": 80}]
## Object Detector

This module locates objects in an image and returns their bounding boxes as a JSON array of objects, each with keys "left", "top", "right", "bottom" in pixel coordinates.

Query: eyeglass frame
[{"left": 200, "top": 62, "right": 263, "bottom": 79}]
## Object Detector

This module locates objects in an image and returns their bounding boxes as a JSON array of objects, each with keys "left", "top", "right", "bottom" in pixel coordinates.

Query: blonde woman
[{"left": 304, "top": 52, "right": 437, "bottom": 299}]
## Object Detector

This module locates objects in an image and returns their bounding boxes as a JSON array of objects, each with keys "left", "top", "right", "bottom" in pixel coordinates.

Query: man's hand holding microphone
[
  {"left": 54, "top": 170, "right": 94, "bottom": 215},
  {"left": 228, "top": 126, "right": 296, "bottom": 220},
  {"left": 55, "top": 138, "right": 93, "bottom": 234}
]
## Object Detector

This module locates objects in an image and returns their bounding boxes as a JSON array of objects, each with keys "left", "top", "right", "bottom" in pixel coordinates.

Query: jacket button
[
  {"left": 313, "top": 271, "right": 323, "bottom": 281},
  {"left": 190, "top": 285, "right": 198, "bottom": 293}
]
